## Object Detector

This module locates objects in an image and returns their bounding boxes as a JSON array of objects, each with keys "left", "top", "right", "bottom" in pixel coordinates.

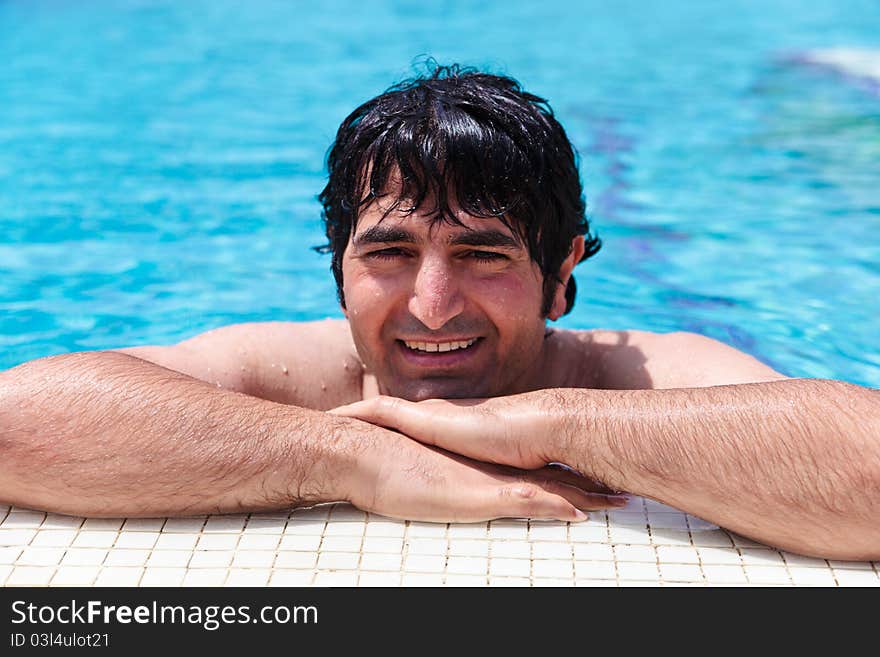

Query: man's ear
[{"left": 548, "top": 236, "right": 586, "bottom": 321}]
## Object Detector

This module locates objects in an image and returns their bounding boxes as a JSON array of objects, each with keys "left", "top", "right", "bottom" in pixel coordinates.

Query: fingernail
[
  {"left": 573, "top": 509, "right": 588, "bottom": 521},
  {"left": 608, "top": 495, "right": 631, "bottom": 507}
]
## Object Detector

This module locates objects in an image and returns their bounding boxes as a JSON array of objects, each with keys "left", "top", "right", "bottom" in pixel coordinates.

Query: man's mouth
[{"left": 401, "top": 337, "right": 479, "bottom": 353}]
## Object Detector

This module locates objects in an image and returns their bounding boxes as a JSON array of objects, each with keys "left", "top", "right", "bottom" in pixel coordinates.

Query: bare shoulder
[
  {"left": 112, "top": 319, "right": 364, "bottom": 408},
  {"left": 560, "top": 328, "right": 788, "bottom": 390}
]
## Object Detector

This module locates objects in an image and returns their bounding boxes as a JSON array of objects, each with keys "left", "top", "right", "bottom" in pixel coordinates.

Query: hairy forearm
[
  {"left": 555, "top": 379, "right": 880, "bottom": 560},
  {"left": 0, "top": 352, "right": 356, "bottom": 517}
]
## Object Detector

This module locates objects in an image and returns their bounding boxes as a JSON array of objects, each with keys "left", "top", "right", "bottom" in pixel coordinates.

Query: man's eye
[
  {"left": 469, "top": 251, "right": 507, "bottom": 262},
  {"left": 367, "top": 248, "right": 407, "bottom": 260}
]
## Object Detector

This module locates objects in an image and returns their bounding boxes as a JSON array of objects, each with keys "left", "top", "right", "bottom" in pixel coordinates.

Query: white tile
[
  {"left": 574, "top": 561, "right": 617, "bottom": 580},
  {"left": 323, "top": 522, "right": 366, "bottom": 536},
  {"left": 358, "top": 571, "right": 401, "bottom": 586},
  {"left": 41, "top": 515, "right": 84, "bottom": 530},
  {"left": 444, "top": 574, "right": 487, "bottom": 586},
  {"left": 2, "top": 511, "right": 46, "bottom": 528},
  {"left": 0, "top": 529, "right": 37, "bottom": 546},
  {"left": 114, "top": 532, "right": 160, "bottom": 549},
  {"left": 489, "top": 577, "right": 531, "bottom": 586},
  {"left": 406, "top": 522, "right": 447, "bottom": 538},
  {"left": 71, "top": 531, "right": 117, "bottom": 549},
  {"left": 406, "top": 538, "right": 448, "bottom": 555},
  {"left": 237, "top": 534, "right": 281, "bottom": 551},
  {"left": 182, "top": 569, "right": 228, "bottom": 586},
  {"left": 320, "top": 535, "right": 363, "bottom": 552},
  {"left": 50, "top": 566, "right": 100, "bottom": 586},
  {"left": 659, "top": 563, "right": 704, "bottom": 583},
  {"left": 608, "top": 511, "right": 647, "bottom": 527},
  {"left": 647, "top": 513, "right": 690, "bottom": 530},
  {"left": 95, "top": 567, "right": 143, "bottom": 587},
  {"left": 196, "top": 534, "right": 240, "bottom": 551},
  {"left": 575, "top": 578, "right": 618, "bottom": 587},
  {"left": 691, "top": 531, "right": 735, "bottom": 548},
  {"left": 231, "top": 551, "right": 275, "bottom": 568},
  {"left": 702, "top": 564, "right": 748, "bottom": 584},
  {"left": 401, "top": 573, "right": 445, "bottom": 586},
  {"left": 609, "top": 525, "right": 652, "bottom": 545},
  {"left": 832, "top": 569, "right": 880, "bottom": 585},
  {"left": 317, "top": 551, "right": 360, "bottom": 570},
  {"left": 618, "top": 579, "right": 663, "bottom": 587},
  {"left": 614, "top": 545, "right": 656, "bottom": 562},
  {"left": 489, "top": 558, "right": 531, "bottom": 578},
  {"left": 697, "top": 547, "right": 742, "bottom": 565},
  {"left": 104, "top": 550, "right": 151, "bottom": 567},
  {"left": 446, "top": 556, "right": 487, "bottom": 575},
  {"left": 314, "top": 571, "right": 359, "bottom": 586},
  {"left": 568, "top": 523, "right": 610, "bottom": 543},
  {"left": 161, "top": 518, "right": 206, "bottom": 533},
  {"left": 403, "top": 553, "right": 446, "bottom": 573},
  {"left": 225, "top": 569, "right": 270, "bottom": 586},
  {"left": 364, "top": 521, "right": 406, "bottom": 538},
  {"left": 528, "top": 523, "right": 568, "bottom": 541},
  {"left": 827, "top": 559, "right": 875, "bottom": 570},
  {"left": 362, "top": 537, "right": 404, "bottom": 553},
  {"left": 448, "top": 539, "right": 490, "bottom": 557},
  {"left": 0, "top": 547, "right": 22, "bottom": 564},
  {"left": 532, "top": 542, "right": 572, "bottom": 560},
  {"left": 728, "top": 532, "right": 765, "bottom": 549},
  {"left": 6, "top": 566, "right": 56, "bottom": 586},
  {"left": 788, "top": 567, "right": 837, "bottom": 586},
  {"left": 745, "top": 566, "right": 792, "bottom": 585},
  {"left": 687, "top": 516, "right": 719, "bottom": 531},
  {"left": 61, "top": 549, "right": 108, "bottom": 566},
  {"left": 448, "top": 523, "right": 489, "bottom": 539},
  {"left": 242, "top": 518, "right": 286, "bottom": 534},
  {"left": 0, "top": 564, "right": 11, "bottom": 585},
  {"left": 121, "top": 518, "right": 164, "bottom": 532},
  {"left": 329, "top": 505, "right": 367, "bottom": 522},
  {"left": 284, "top": 520, "right": 327, "bottom": 536},
  {"left": 487, "top": 520, "right": 529, "bottom": 539},
  {"left": 532, "top": 577, "right": 575, "bottom": 587},
  {"left": 616, "top": 561, "right": 661, "bottom": 581},
  {"left": 663, "top": 581, "right": 708, "bottom": 587},
  {"left": 269, "top": 570, "right": 315, "bottom": 586},
  {"left": 154, "top": 533, "right": 198, "bottom": 550},
  {"left": 279, "top": 535, "right": 321, "bottom": 551},
  {"left": 656, "top": 545, "right": 700, "bottom": 564},
  {"left": 532, "top": 560, "right": 574, "bottom": 579},
  {"left": 275, "top": 552, "right": 318, "bottom": 569},
  {"left": 146, "top": 550, "right": 191, "bottom": 567},
  {"left": 189, "top": 551, "right": 234, "bottom": 568},
  {"left": 81, "top": 518, "right": 124, "bottom": 531},
  {"left": 739, "top": 549, "right": 786, "bottom": 566},
  {"left": 203, "top": 516, "right": 247, "bottom": 533},
  {"left": 489, "top": 541, "right": 531, "bottom": 559},
  {"left": 359, "top": 553, "right": 403, "bottom": 572},
  {"left": 573, "top": 543, "right": 614, "bottom": 561},
  {"left": 140, "top": 568, "right": 187, "bottom": 587},
  {"left": 649, "top": 530, "right": 692, "bottom": 546},
  {"left": 645, "top": 498, "right": 680, "bottom": 512},
  {"left": 780, "top": 552, "right": 829, "bottom": 568},
  {"left": 289, "top": 505, "right": 331, "bottom": 521},
  {"left": 31, "top": 530, "right": 78, "bottom": 547}
]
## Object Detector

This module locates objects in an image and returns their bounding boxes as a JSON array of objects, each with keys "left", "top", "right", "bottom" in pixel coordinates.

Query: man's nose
[{"left": 407, "top": 255, "right": 465, "bottom": 331}]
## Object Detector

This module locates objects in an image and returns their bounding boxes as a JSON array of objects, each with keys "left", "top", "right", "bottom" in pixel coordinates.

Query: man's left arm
[{"left": 333, "top": 378, "right": 880, "bottom": 560}]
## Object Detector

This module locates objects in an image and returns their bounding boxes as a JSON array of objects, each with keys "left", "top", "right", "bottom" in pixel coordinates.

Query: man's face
[{"left": 341, "top": 198, "right": 551, "bottom": 401}]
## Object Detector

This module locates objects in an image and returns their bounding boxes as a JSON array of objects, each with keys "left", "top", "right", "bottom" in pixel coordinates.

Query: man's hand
[{"left": 330, "top": 413, "right": 628, "bottom": 523}]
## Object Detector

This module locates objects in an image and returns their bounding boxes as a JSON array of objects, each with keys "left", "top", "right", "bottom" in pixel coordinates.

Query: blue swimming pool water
[{"left": 1, "top": 0, "right": 878, "bottom": 387}]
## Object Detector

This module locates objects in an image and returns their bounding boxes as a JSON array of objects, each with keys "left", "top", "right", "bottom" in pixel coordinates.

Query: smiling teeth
[{"left": 403, "top": 338, "right": 478, "bottom": 353}]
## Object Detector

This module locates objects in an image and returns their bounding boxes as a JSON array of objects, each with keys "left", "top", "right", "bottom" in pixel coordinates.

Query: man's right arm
[{"left": 0, "top": 348, "right": 624, "bottom": 521}]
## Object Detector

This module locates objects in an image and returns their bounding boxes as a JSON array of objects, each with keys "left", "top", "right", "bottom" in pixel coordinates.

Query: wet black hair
[{"left": 316, "top": 62, "right": 601, "bottom": 316}]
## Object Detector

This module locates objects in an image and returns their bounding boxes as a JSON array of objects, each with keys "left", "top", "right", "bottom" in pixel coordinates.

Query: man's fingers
[
  {"left": 535, "top": 464, "right": 622, "bottom": 495},
  {"left": 331, "top": 398, "right": 450, "bottom": 448}
]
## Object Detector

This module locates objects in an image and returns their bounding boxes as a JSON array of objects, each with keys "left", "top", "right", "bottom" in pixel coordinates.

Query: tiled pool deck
[{"left": 1, "top": 497, "right": 877, "bottom": 587}]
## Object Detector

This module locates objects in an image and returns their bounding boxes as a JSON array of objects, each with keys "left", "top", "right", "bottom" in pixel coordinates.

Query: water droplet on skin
[
  {"left": 281, "top": 365, "right": 289, "bottom": 375},
  {"left": 321, "top": 381, "right": 327, "bottom": 391},
  {"left": 343, "top": 361, "right": 349, "bottom": 370},
  {"left": 216, "top": 382, "right": 222, "bottom": 388}
]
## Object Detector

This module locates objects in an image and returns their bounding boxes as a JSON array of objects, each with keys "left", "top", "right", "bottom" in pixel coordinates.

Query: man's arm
[
  {"left": 334, "top": 378, "right": 880, "bottom": 559},
  {"left": 0, "top": 349, "right": 623, "bottom": 520}
]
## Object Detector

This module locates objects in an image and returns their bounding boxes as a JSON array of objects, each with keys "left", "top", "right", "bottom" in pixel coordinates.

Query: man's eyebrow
[
  {"left": 448, "top": 229, "right": 520, "bottom": 249},
  {"left": 352, "top": 225, "right": 418, "bottom": 247}
]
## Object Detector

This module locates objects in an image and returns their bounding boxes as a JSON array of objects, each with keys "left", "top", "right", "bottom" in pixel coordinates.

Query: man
[{"left": 1, "top": 66, "right": 877, "bottom": 560}]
